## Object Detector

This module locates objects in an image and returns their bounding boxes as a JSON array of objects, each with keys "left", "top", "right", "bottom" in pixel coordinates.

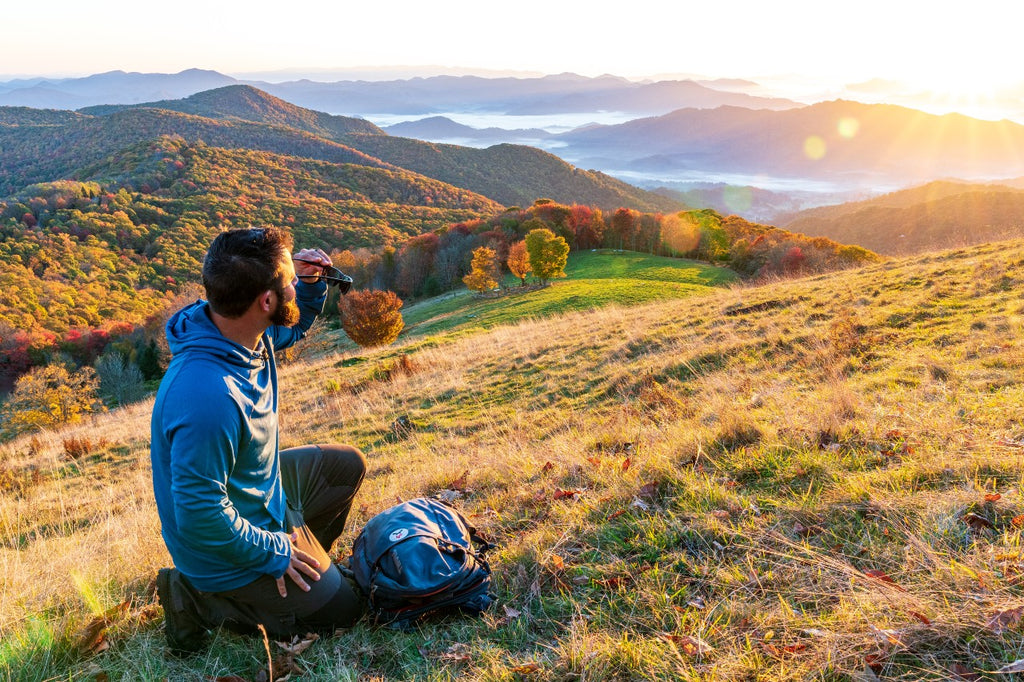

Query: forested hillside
[
  {"left": 780, "top": 181, "right": 1024, "bottom": 254},
  {"left": 0, "top": 85, "right": 680, "bottom": 211}
]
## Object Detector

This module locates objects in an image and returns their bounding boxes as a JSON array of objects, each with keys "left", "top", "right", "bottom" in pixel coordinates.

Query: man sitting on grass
[{"left": 150, "top": 227, "right": 365, "bottom": 655}]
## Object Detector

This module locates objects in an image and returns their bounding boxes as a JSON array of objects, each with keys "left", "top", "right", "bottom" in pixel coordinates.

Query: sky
[{"left": 3, "top": 0, "right": 1020, "bottom": 98}]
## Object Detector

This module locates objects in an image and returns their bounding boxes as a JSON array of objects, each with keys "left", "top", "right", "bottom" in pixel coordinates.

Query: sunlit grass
[{"left": 5, "top": 240, "right": 1024, "bottom": 679}]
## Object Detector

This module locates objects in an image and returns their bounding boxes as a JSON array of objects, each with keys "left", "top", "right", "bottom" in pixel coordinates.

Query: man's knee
[{"left": 318, "top": 444, "right": 367, "bottom": 489}]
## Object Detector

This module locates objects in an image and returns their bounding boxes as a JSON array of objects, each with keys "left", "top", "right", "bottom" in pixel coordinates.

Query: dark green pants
[{"left": 177, "top": 444, "right": 367, "bottom": 638}]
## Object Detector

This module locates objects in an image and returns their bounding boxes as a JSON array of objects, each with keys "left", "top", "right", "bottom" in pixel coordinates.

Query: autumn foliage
[
  {"left": 463, "top": 247, "right": 499, "bottom": 293},
  {"left": 338, "top": 290, "right": 405, "bottom": 348}
]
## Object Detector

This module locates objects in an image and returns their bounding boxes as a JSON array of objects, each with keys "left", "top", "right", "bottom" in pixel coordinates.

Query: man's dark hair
[{"left": 203, "top": 227, "right": 293, "bottom": 318}]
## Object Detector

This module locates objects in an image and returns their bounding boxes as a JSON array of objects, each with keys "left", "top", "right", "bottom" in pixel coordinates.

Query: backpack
[{"left": 348, "top": 497, "right": 495, "bottom": 626}]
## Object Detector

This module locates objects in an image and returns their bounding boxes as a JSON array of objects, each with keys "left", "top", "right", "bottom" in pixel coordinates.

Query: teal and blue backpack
[{"left": 348, "top": 497, "right": 495, "bottom": 626}]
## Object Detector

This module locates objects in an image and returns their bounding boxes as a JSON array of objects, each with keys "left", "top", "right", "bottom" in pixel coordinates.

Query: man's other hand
[
  {"left": 293, "top": 248, "right": 332, "bottom": 283},
  {"left": 276, "top": 531, "right": 325, "bottom": 597}
]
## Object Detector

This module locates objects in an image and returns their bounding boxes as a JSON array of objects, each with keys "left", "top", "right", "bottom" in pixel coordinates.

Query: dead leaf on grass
[
  {"left": 861, "top": 569, "right": 905, "bottom": 591},
  {"left": 511, "top": 662, "right": 541, "bottom": 674},
  {"left": 986, "top": 493, "right": 1002, "bottom": 502},
  {"left": 987, "top": 606, "right": 1024, "bottom": 634},
  {"left": 660, "top": 633, "right": 712, "bottom": 656},
  {"left": 275, "top": 633, "right": 318, "bottom": 656},
  {"left": 553, "top": 488, "right": 584, "bottom": 500},
  {"left": 963, "top": 513, "right": 995, "bottom": 530},
  {"left": 637, "top": 481, "right": 659, "bottom": 500}
]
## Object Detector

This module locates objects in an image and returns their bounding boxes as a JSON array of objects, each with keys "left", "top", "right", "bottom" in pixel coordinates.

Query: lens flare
[
  {"left": 838, "top": 117, "right": 859, "bottom": 138},
  {"left": 804, "top": 135, "right": 827, "bottom": 160}
]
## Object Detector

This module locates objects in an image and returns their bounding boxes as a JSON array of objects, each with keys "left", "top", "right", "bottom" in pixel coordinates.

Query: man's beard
[{"left": 270, "top": 295, "right": 301, "bottom": 327}]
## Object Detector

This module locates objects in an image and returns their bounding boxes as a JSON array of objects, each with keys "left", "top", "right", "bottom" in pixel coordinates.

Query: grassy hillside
[
  {"left": 4, "top": 239, "right": 1024, "bottom": 679},
  {"left": 780, "top": 180, "right": 1024, "bottom": 255},
  {"left": 399, "top": 250, "right": 737, "bottom": 339}
]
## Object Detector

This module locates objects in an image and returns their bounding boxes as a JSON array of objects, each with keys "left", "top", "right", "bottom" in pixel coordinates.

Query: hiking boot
[{"left": 156, "top": 568, "right": 209, "bottom": 656}]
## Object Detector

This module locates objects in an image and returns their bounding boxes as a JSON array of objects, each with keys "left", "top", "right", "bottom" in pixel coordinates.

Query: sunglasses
[{"left": 292, "top": 258, "right": 353, "bottom": 294}]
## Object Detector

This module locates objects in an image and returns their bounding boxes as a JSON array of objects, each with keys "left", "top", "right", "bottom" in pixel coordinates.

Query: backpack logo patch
[{"left": 389, "top": 528, "right": 410, "bottom": 542}]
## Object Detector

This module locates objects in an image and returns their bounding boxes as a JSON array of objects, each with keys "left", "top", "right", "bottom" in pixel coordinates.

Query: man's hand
[
  {"left": 275, "top": 531, "right": 325, "bottom": 598},
  {"left": 293, "top": 248, "right": 332, "bottom": 284}
]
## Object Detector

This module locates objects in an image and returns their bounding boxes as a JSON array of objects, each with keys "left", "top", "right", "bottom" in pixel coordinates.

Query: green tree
[
  {"left": 463, "top": 247, "right": 498, "bottom": 293},
  {"left": 524, "top": 228, "right": 569, "bottom": 285},
  {"left": 95, "top": 351, "right": 145, "bottom": 406},
  {"left": 3, "top": 364, "right": 102, "bottom": 436}
]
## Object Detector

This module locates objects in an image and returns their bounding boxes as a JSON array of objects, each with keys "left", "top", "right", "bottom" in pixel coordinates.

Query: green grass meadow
[{"left": 6, "top": 243, "right": 1024, "bottom": 680}]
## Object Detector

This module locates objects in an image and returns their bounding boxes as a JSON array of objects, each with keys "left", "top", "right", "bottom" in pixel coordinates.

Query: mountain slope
[
  {"left": 79, "top": 84, "right": 383, "bottom": 138},
  {"left": 341, "top": 134, "right": 682, "bottom": 212},
  {"left": 780, "top": 181, "right": 1024, "bottom": 254},
  {"left": 1, "top": 86, "right": 683, "bottom": 212}
]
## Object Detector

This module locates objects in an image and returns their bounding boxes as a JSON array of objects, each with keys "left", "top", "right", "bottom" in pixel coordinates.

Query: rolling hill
[
  {"left": 0, "top": 85, "right": 682, "bottom": 212},
  {"left": 778, "top": 180, "right": 1024, "bottom": 254}
]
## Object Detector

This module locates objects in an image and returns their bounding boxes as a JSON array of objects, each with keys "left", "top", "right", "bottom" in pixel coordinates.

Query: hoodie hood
[{"left": 166, "top": 300, "right": 268, "bottom": 369}]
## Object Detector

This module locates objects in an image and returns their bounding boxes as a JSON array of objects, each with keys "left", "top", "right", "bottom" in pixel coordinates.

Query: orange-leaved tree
[
  {"left": 507, "top": 240, "right": 531, "bottom": 286},
  {"left": 339, "top": 290, "right": 405, "bottom": 348},
  {"left": 463, "top": 247, "right": 498, "bottom": 293}
]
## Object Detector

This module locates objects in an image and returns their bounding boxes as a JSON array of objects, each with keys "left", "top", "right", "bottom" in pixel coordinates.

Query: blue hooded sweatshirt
[{"left": 150, "top": 280, "right": 327, "bottom": 592}]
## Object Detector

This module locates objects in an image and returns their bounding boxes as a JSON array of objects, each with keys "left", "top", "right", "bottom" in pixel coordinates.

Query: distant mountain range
[
  {"left": 553, "top": 100, "right": 1024, "bottom": 186},
  {"left": 0, "top": 85, "right": 680, "bottom": 212},
  {"left": 0, "top": 69, "right": 798, "bottom": 116}
]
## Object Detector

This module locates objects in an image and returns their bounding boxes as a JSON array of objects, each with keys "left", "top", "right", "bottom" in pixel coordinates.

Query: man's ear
[{"left": 259, "top": 290, "right": 274, "bottom": 313}]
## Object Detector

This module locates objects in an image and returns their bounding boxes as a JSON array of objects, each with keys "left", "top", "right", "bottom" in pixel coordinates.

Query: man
[{"left": 151, "top": 227, "right": 365, "bottom": 655}]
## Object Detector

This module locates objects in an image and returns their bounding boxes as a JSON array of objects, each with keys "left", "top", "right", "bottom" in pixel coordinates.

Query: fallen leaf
[
  {"left": 660, "top": 633, "right": 713, "bottom": 656},
  {"left": 596, "top": 577, "right": 625, "bottom": 589},
  {"left": 987, "top": 606, "right": 1024, "bottom": 634},
  {"left": 986, "top": 493, "right": 1002, "bottom": 502},
  {"left": 606, "top": 509, "right": 626, "bottom": 521},
  {"left": 449, "top": 470, "right": 470, "bottom": 491},
  {"left": 586, "top": 456, "right": 602, "bottom": 467},
  {"left": 638, "top": 481, "right": 659, "bottom": 500},
  {"left": 621, "top": 457, "right": 631, "bottom": 472},
  {"left": 781, "top": 643, "right": 807, "bottom": 653},
  {"left": 1013, "top": 515, "right": 1024, "bottom": 529},
  {"left": 553, "top": 488, "right": 583, "bottom": 500},
  {"left": 864, "top": 653, "right": 884, "bottom": 673},
  {"left": 511, "top": 662, "right": 541, "bottom": 674},
  {"left": 549, "top": 555, "right": 565, "bottom": 571},
  {"left": 963, "top": 513, "right": 995, "bottom": 530},
  {"left": 503, "top": 605, "right": 522, "bottom": 619},
  {"left": 950, "top": 662, "right": 982, "bottom": 680},
  {"left": 276, "top": 633, "right": 318, "bottom": 656},
  {"left": 630, "top": 498, "right": 651, "bottom": 511},
  {"left": 711, "top": 509, "right": 731, "bottom": 520},
  {"left": 541, "top": 461, "right": 554, "bottom": 474},
  {"left": 862, "top": 569, "right": 904, "bottom": 591},
  {"left": 438, "top": 643, "right": 472, "bottom": 662},
  {"left": 909, "top": 611, "right": 932, "bottom": 625},
  {"left": 687, "top": 597, "right": 706, "bottom": 609}
]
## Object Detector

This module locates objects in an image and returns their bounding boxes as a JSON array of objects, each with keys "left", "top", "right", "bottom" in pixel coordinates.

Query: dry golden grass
[{"left": 6, "top": 239, "right": 1024, "bottom": 679}]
